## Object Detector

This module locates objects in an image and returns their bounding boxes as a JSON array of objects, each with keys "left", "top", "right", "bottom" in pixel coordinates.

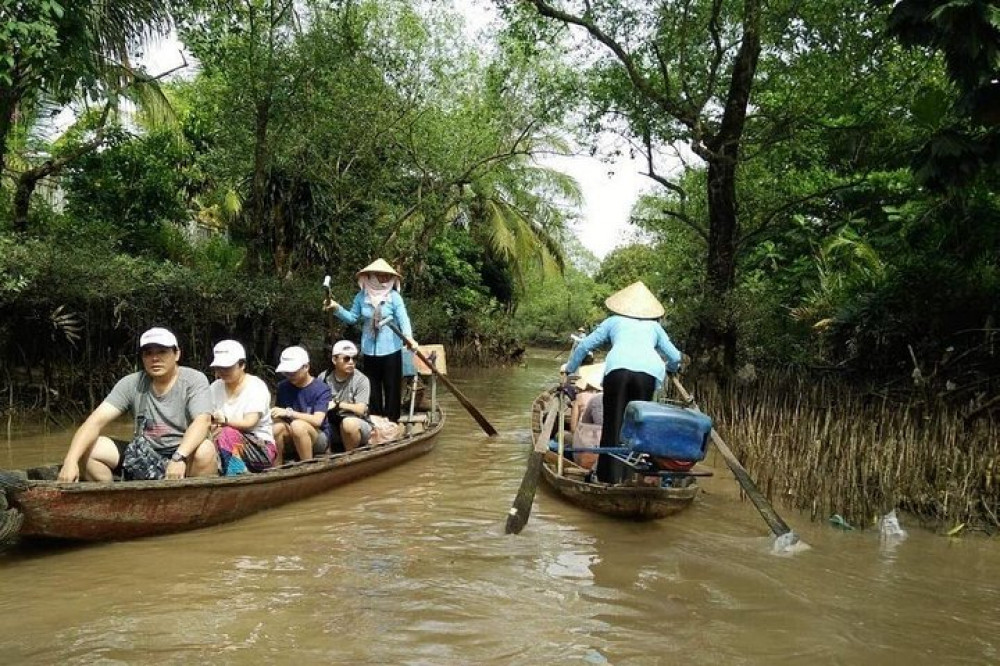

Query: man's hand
[
  {"left": 165, "top": 460, "right": 187, "bottom": 480},
  {"left": 323, "top": 298, "right": 339, "bottom": 311},
  {"left": 57, "top": 461, "right": 80, "bottom": 483},
  {"left": 270, "top": 406, "right": 289, "bottom": 420},
  {"left": 405, "top": 336, "right": 419, "bottom": 351}
]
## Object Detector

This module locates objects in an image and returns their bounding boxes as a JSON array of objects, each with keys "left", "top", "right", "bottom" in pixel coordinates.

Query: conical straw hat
[
  {"left": 574, "top": 362, "right": 605, "bottom": 391},
  {"left": 604, "top": 281, "right": 664, "bottom": 319},
  {"left": 357, "top": 258, "right": 401, "bottom": 278}
]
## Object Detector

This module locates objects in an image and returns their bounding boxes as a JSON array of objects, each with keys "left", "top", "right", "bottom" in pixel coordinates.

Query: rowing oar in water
[
  {"left": 380, "top": 318, "right": 498, "bottom": 437},
  {"left": 670, "top": 375, "right": 807, "bottom": 553},
  {"left": 505, "top": 395, "right": 561, "bottom": 534}
]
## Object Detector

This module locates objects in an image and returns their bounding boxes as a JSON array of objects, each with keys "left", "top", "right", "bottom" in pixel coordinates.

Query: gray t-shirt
[
  {"left": 321, "top": 369, "right": 371, "bottom": 413},
  {"left": 105, "top": 367, "right": 213, "bottom": 452}
]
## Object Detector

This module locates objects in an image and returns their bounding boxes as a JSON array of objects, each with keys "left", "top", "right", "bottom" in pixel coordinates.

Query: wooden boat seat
[{"left": 398, "top": 414, "right": 428, "bottom": 424}]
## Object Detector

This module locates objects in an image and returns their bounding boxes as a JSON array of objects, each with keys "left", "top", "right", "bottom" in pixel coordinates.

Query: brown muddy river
[{"left": 1, "top": 349, "right": 998, "bottom": 664}]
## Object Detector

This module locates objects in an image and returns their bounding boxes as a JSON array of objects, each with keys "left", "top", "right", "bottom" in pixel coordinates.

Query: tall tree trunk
[
  {"left": 696, "top": 0, "right": 761, "bottom": 372},
  {"left": 0, "top": 93, "right": 16, "bottom": 180},
  {"left": 12, "top": 171, "right": 42, "bottom": 231},
  {"left": 699, "top": 152, "right": 739, "bottom": 370}
]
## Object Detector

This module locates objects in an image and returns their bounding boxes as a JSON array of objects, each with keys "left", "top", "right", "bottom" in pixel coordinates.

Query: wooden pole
[{"left": 505, "top": 399, "right": 559, "bottom": 534}]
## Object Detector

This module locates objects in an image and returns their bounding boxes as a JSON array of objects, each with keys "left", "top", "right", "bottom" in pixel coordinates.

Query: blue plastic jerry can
[{"left": 619, "top": 401, "right": 712, "bottom": 462}]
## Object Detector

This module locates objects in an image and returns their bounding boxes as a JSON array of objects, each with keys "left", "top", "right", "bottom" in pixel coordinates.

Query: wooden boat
[
  {"left": 531, "top": 389, "right": 700, "bottom": 520},
  {"left": 0, "top": 408, "right": 444, "bottom": 543}
]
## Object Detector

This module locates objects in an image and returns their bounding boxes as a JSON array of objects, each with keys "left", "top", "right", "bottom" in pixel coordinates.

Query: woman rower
[
  {"left": 563, "top": 281, "right": 682, "bottom": 484},
  {"left": 323, "top": 258, "right": 417, "bottom": 422}
]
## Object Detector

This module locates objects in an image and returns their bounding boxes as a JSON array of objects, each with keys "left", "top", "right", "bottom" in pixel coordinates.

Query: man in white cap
[
  {"left": 57, "top": 327, "right": 217, "bottom": 482},
  {"left": 320, "top": 340, "right": 373, "bottom": 452},
  {"left": 270, "top": 345, "right": 331, "bottom": 464}
]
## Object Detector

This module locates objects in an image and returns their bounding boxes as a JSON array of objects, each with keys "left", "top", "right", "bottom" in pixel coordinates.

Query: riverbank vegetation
[{"left": 1, "top": 1, "right": 997, "bottom": 530}]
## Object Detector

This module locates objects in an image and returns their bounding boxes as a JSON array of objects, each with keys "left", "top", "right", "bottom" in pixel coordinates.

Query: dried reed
[{"left": 691, "top": 374, "right": 1000, "bottom": 534}]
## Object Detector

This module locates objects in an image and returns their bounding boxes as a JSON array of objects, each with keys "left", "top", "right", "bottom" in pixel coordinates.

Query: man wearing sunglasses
[{"left": 321, "top": 340, "right": 372, "bottom": 452}]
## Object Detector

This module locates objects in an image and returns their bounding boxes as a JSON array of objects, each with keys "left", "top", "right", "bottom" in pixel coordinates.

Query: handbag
[
  {"left": 239, "top": 432, "right": 273, "bottom": 472},
  {"left": 121, "top": 429, "right": 167, "bottom": 481},
  {"left": 120, "top": 384, "right": 167, "bottom": 481}
]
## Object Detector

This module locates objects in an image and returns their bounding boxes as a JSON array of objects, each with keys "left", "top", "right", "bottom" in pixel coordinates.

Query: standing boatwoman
[
  {"left": 563, "top": 281, "right": 682, "bottom": 484},
  {"left": 324, "top": 258, "right": 417, "bottom": 422}
]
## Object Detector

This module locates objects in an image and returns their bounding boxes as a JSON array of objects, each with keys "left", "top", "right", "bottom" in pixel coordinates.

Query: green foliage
[
  {"left": 512, "top": 262, "right": 602, "bottom": 344},
  {"left": 61, "top": 126, "right": 193, "bottom": 257},
  {"left": 888, "top": 0, "right": 1000, "bottom": 188},
  {"left": 172, "top": 0, "right": 578, "bottom": 287}
]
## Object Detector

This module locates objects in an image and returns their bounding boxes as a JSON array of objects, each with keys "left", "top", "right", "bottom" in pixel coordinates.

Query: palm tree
[
  {"left": 456, "top": 145, "right": 581, "bottom": 292},
  {"left": 1, "top": 0, "right": 176, "bottom": 186}
]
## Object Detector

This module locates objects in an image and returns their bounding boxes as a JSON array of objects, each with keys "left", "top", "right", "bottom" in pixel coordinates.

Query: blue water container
[{"left": 619, "top": 401, "right": 712, "bottom": 462}]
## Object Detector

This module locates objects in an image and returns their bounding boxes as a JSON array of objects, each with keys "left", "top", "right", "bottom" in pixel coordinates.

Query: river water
[{"left": 1, "top": 349, "right": 998, "bottom": 665}]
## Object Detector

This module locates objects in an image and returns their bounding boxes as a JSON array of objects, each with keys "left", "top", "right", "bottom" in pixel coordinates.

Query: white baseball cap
[
  {"left": 139, "top": 327, "right": 178, "bottom": 349},
  {"left": 276, "top": 345, "right": 310, "bottom": 373},
  {"left": 210, "top": 339, "right": 246, "bottom": 368},
  {"left": 332, "top": 340, "right": 358, "bottom": 357}
]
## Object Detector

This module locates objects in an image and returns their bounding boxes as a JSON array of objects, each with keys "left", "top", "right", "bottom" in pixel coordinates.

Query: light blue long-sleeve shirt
[
  {"left": 333, "top": 290, "right": 413, "bottom": 357},
  {"left": 565, "top": 315, "right": 682, "bottom": 388}
]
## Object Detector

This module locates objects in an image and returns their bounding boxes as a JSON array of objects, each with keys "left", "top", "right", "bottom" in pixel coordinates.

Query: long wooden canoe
[
  {"left": 0, "top": 408, "right": 444, "bottom": 543},
  {"left": 531, "top": 391, "right": 698, "bottom": 520}
]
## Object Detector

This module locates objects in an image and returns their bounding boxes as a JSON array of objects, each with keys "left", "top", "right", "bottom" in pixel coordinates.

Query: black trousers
[
  {"left": 363, "top": 350, "right": 403, "bottom": 421},
  {"left": 598, "top": 368, "right": 656, "bottom": 483}
]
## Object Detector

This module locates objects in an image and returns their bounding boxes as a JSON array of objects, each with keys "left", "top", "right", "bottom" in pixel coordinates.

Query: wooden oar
[
  {"left": 670, "top": 375, "right": 799, "bottom": 542},
  {"left": 381, "top": 319, "right": 498, "bottom": 437},
  {"left": 505, "top": 398, "right": 560, "bottom": 534}
]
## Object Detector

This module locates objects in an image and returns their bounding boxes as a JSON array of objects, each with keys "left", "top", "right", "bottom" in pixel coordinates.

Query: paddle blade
[
  {"left": 505, "top": 400, "right": 559, "bottom": 535},
  {"left": 505, "top": 450, "right": 544, "bottom": 534}
]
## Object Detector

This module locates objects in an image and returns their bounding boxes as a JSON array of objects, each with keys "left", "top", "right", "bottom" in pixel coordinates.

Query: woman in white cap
[
  {"left": 564, "top": 281, "right": 682, "bottom": 484},
  {"left": 323, "top": 258, "right": 417, "bottom": 422},
  {"left": 208, "top": 339, "right": 276, "bottom": 474}
]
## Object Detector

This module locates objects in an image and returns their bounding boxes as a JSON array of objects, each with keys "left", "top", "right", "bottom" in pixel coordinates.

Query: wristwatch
[{"left": 170, "top": 451, "right": 188, "bottom": 463}]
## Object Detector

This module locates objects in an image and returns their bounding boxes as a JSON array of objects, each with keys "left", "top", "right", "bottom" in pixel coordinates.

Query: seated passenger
[
  {"left": 57, "top": 327, "right": 216, "bottom": 482},
  {"left": 208, "top": 340, "right": 276, "bottom": 474},
  {"left": 270, "top": 346, "right": 331, "bottom": 464},
  {"left": 321, "top": 340, "right": 373, "bottom": 452},
  {"left": 570, "top": 363, "right": 605, "bottom": 471}
]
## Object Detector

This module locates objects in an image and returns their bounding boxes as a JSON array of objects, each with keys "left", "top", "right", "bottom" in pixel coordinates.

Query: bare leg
[
  {"left": 272, "top": 421, "right": 290, "bottom": 465},
  {"left": 341, "top": 419, "right": 362, "bottom": 452},
  {"left": 82, "top": 436, "right": 120, "bottom": 482},
  {"left": 289, "top": 420, "right": 319, "bottom": 460},
  {"left": 188, "top": 439, "right": 220, "bottom": 477}
]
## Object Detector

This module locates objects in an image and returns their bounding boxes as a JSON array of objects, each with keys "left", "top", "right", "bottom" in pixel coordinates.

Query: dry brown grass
[{"left": 689, "top": 374, "right": 1000, "bottom": 534}]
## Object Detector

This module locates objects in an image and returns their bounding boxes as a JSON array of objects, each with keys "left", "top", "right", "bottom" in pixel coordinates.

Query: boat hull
[
  {"left": 5, "top": 411, "right": 443, "bottom": 541},
  {"left": 540, "top": 457, "right": 697, "bottom": 520},
  {"left": 532, "top": 391, "right": 697, "bottom": 520}
]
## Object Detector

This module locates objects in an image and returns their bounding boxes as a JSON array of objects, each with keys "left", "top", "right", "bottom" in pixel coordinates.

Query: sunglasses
[{"left": 334, "top": 355, "right": 356, "bottom": 363}]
